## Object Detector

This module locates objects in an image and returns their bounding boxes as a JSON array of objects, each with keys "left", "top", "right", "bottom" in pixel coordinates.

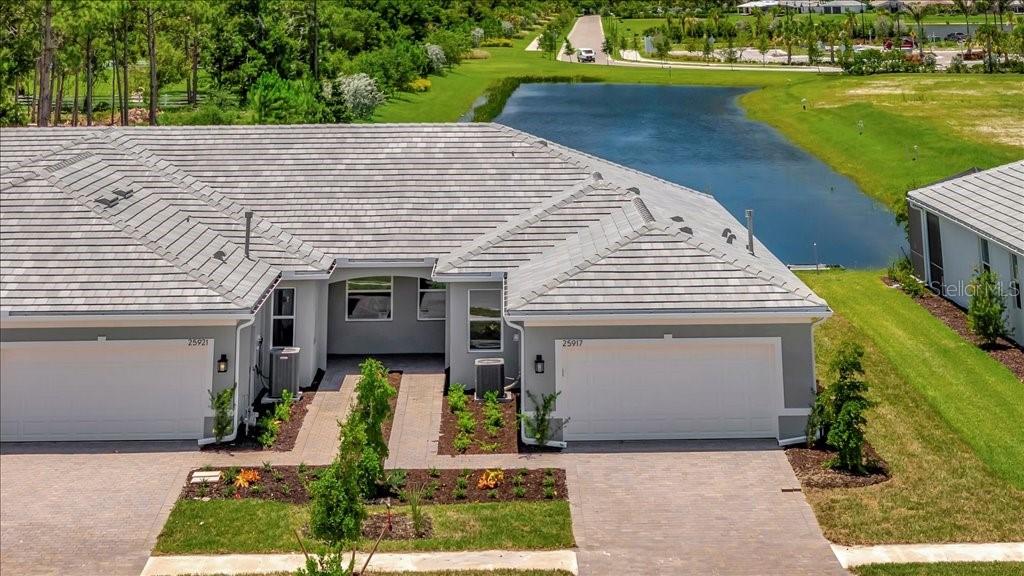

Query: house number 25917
[
  {"left": 562, "top": 339, "right": 584, "bottom": 348},
  {"left": 187, "top": 338, "right": 209, "bottom": 346}
]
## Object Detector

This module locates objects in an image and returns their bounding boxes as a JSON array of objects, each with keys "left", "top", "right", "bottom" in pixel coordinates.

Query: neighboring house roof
[
  {"left": 1, "top": 124, "right": 828, "bottom": 318},
  {"left": 907, "top": 160, "right": 1024, "bottom": 256}
]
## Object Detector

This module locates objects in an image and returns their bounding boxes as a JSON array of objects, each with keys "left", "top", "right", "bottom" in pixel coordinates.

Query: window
[
  {"left": 346, "top": 276, "right": 392, "bottom": 321},
  {"left": 1013, "top": 254, "right": 1022, "bottom": 310},
  {"left": 272, "top": 288, "right": 295, "bottom": 347},
  {"left": 980, "top": 238, "right": 991, "bottom": 272},
  {"left": 418, "top": 279, "right": 447, "bottom": 320},
  {"left": 468, "top": 289, "right": 502, "bottom": 351}
]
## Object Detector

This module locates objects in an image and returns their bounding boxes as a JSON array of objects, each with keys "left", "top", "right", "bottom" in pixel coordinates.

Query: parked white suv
[{"left": 578, "top": 48, "right": 596, "bottom": 62}]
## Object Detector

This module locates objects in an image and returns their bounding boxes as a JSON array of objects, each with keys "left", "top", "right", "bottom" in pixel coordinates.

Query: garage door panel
[
  {"left": 1, "top": 340, "right": 213, "bottom": 442},
  {"left": 556, "top": 337, "right": 783, "bottom": 441}
]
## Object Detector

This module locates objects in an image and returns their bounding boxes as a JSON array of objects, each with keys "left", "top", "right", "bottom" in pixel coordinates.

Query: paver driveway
[{"left": 564, "top": 440, "right": 848, "bottom": 576}]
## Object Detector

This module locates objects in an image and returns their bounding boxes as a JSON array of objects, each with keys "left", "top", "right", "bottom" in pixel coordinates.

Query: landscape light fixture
[
  {"left": 913, "top": 145, "right": 919, "bottom": 161},
  {"left": 857, "top": 120, "right": 864, "bottom": 135},
  {"left": 534, "top": 354, "right": 545, "bottom": 374},
  {"left": 217, "top": 354, "right": 229, "bottom": 373}
]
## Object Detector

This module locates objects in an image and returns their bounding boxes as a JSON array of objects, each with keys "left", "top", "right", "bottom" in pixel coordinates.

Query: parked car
[
  {"left": 945, "top": 32, "right": 968, "bottom": 42},
  {"left": 578, "top": 48, "right": 596, "bottom": 62}
]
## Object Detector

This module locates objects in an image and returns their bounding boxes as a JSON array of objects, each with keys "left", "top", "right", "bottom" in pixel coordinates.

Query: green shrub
[
  {"left": 968, "top": 268, "right": 1009, "bottom": 346},
  {"left": 481, "top": 38, "right": 514, "bottom": 47},
  {"left": 428, "top": 466, "right": 440, "bottom": 478},
  {"left": 479, "top": 442, "right": 499, "bottom": 453},
  {"left": 353, "top": 358, "right": 395, "bottom": 461},
  {"left": 513, "top": 485, "right": 527, "bottom": 498},
  {"left": 520, "top": 391, "right": 566, "bottom": 448},
  {"left": 886, "top": 256, "right": 925, "bottom": 298},
  {"left": 256, "top": 415, "right": 280, "bottom": 448},
  {"left": 248, "top": 72, "right": 327, "bottom": 124},
  {"left": 453, "top": 432, "right": 472, "bottom": 453},
  {"left": 807, "top": 342, "right": 873, "bottom": 474},
  {"left": 452, "top": 486, "right": 466, "bottom": 499},
  {"left": 455, "top": 476, "right": 468, "bottom": 490},
  {"left": 209, "top": 385, "right": 235, "bottom": 443},
  {"left": 340, "top": 417, "right": 383, "bottom": 497},
  {"left": 448, "top": 383, "right": 468, "bottom": 413},
  {"left": 384, "top": 469, "right": 407, "bottom": 494},
  {"left": 456, "top": 410, "right": 476, "bottom": 435},
  {"left": 309, "top": 457, "right": 367, "bottom": 545},
  {"left": 223, "top": 466, "right": 240, "bottom": 485},
  {"left": 402, "top": 486, "right": 429, "bottom": 536}
]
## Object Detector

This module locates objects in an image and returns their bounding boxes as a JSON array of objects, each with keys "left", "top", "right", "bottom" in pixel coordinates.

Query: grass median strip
[
  {"left": 795, "top": 269, "right": 1024, "bottom": 544},
  {"left": 852, "top": 563, "right": 1024, "bottom": 576},
  {"left": 154, "top": 500, "right": 573, "bottom": 555}
]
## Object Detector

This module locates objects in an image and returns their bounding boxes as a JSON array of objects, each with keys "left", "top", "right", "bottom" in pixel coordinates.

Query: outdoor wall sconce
[
  {"left": 534, "top": 354, "right": 545, "bottom": 374},
  {"left": 217, "top": 354, "right": 229, "bottom": 373}
]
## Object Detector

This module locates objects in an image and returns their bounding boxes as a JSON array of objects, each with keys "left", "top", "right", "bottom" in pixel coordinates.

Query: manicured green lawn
[
  {"left": 853, "top": 563, "right": 1024, "bottom": 576},
  {"left": 154, "top": 500, "right": 573, "bottom": 555},
  {"left": 795, "top": 269, "right": 1024, "bottom": 544},
  {"left": 374, "top": 23, "right": 1022, "bottom": 211}
]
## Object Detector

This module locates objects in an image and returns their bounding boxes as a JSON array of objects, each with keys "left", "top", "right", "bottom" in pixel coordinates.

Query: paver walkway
[
  {"left": 0, "top": 358, "right": 362, "bottom": 576},
  {"left": 385, "top": 373, "right": 848, "bottom": 576}
]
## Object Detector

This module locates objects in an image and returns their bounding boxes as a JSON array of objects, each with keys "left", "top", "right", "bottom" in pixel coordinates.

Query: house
[
  {"left": 906, "top": 161, "right": 1024, "bottom": 345},
  {"left": 0, "top": 124, "right": 831, "bottom": 445},
  {"left": 737, "top": 0, "right": 867, "bottom": 14}
]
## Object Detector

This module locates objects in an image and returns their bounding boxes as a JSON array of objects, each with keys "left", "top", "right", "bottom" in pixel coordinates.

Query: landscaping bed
[
  {"left": 201, "top": 384, "right": 317, "bottom": 453},
  {"left": 438, "top": 385, "right": 520, "bottom": 455},
  {"left": 181, "top": 466, "right": 567, "bottom": 506},
  {"left": 786, "top": 441, "right": 889, "bottom": 489}
]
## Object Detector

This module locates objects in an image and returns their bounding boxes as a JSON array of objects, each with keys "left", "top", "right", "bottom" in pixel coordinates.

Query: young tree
[
  {"left": 953, "top": 0, "right": 975, "bottom": 51},
  {"left": 905, "top": 3, "right": 932, "bottom": 58},
  {"left": 807, "top": 342, "right": 872, "bottom": 474},
  {"left": 968, "top": 268, "right": 1009, "bottom": 346},
  {"left": 563, "top": 37, "right": 575, "bottom": 61}
]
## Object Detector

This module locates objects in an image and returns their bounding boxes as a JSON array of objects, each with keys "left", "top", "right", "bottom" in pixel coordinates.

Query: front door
[{"left": 926, "top": 212, "right": 944, "bottom": 291}]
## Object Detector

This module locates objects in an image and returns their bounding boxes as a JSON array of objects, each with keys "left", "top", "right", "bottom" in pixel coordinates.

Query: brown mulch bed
[
  {"left": 882, "top": 277, "right": 1024, "bottom": 381},
  {"left": 361, "top": 512, "right": 432, "bottom": 540},
  {"left": 437, "top": 393, "right": 520, "bottom": 455},
  {"left": 180, "top": 466, "right": 568, "bottom": 506},
  {"left": 381, "top": 371, "right": 403, "bottom": 444},
  {"left": 200, "top": 383, "right": 318, "bottom": 453},
  {"left": 786, "top": 442, "right": 890, "bottom": 489}
]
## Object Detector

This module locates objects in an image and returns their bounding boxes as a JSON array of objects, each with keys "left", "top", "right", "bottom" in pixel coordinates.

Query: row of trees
[{"left": 1, "top": 0, "right": 559, "bottom": 127}]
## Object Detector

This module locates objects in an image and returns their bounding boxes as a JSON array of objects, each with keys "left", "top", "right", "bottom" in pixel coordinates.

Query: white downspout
[
  {"left": 198, "top": 315, "right": 254, "bottom": 446},
  {"left": 501, "top": 274, "right": 567, "bottom": 449}
]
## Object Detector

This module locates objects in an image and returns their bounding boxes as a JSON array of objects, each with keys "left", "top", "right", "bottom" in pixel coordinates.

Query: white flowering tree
[
  {"left": 323, "top": 73, "right": 386, "bottom": 123},
  {"left": 425, "top": 44, "right": 447, "bottom": 73},
  {"left": 471, "top": 27, "right": 484, "bottom": 47},
  {"left": 501, "top": 21, "right": 514, "bottom": 37}
]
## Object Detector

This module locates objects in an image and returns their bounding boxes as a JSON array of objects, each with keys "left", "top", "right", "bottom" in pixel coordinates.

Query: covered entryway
[
  {"left": 0, "top": 339, "right": 213, "bottom": 442},
  {"left": 554, "top": 337, "right": 784, "bottom": 441}
]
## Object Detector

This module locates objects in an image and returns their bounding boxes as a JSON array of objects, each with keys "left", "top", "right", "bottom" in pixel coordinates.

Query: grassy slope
[
  {"left": 154, "top": 500, "right": 573, "bottom": 555},
  {"left": 374, "top": 28, "right": 1022, "bottom": 211},
  {"left": 796, "top": 269, "right": 1024, "bottom": 544},
  {"left": 854, "top": 564, "right": 1024, "bottom": 576}
]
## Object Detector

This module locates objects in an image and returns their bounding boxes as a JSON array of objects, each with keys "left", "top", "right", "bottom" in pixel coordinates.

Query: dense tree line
[{"left": 1, "top": 0, "right": 559, "bottom": 127}]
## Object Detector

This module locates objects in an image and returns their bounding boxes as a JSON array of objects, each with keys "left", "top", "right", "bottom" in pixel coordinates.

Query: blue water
[{"left": 495, "top": 83, "right": 905, "bottom": 268}]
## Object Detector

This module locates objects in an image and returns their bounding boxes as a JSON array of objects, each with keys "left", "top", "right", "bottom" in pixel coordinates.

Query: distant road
[{"left": 560, "top": 14, "right": 609, "bottom": 64}]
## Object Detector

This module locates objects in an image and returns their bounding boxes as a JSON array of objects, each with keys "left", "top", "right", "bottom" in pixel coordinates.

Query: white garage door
[
  {"left": 1, "top": 339, "right": 214, "bottom": 442},
  {"left": 555, "top": 337, "right": 784, "bottom": 441}
]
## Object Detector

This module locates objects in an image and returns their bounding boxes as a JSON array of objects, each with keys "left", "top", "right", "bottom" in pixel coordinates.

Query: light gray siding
[
  {"left": 0, "top": 323, "right": 241, "bottom": 437},
  {"left": 519, "top": 322, "right": 818, "bottom": 438},
  {"left": 327, "top": 273, "right": 445, "bottom": 356},
  {"left": 447, "top": 282, "right": 520, "bottom": 387}
]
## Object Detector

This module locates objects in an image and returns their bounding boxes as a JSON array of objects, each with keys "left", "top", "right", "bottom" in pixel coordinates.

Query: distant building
[{"left": 737, "top": 0, "right": 869, "bottom": 14}]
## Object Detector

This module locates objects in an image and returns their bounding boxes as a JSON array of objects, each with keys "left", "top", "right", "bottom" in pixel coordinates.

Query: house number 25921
[
  {"left": 187, "top": 338, "right": 209, "bottom": 346},
  {"left": 562, "top": 339, "right": 584, "bottom": 348}
]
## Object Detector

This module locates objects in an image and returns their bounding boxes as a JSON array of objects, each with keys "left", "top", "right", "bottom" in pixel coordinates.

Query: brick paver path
[
  {"left": 386, "top": 373, "right": 848, "bottom": 576},
  {"left": 0, "top": 359, "right": 360, "bottom": 576}
]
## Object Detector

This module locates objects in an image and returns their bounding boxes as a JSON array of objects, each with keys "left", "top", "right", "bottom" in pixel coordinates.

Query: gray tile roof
[
  {"left": 908, "top": 161, "right": 1024, "bottom": 254},
  {"left": 1, "top": 124, "right": 827, "bottom": 318}
]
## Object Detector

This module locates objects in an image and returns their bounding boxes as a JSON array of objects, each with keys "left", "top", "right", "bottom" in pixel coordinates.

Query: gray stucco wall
[
  {"left": 1, "top": 323, "right": 241, "bottom": 437},
  {"left": 519, "top": 322, "right": 817, "bottom": 440},
  {"left": 327, "top": 274, "right": 445, "bottom": 355},
  {"left": 447, "top": 282, "right": 520, "bottom": 388},
  {"left": 259, "top": 280, "right": 324, "bottom": 388}
]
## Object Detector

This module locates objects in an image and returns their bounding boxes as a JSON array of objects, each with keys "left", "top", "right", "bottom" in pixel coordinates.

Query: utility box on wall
[{"left": 474, "top": 357, "right": 504, "bottom": 399}]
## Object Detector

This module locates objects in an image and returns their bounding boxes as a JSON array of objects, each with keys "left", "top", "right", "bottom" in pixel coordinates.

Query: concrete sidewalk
[
  {"left": 833, "top": 542, "right": 1024, "bottom": 568},
  {"left": 141, "top": 550, "right": 579, "bottom": 575}
]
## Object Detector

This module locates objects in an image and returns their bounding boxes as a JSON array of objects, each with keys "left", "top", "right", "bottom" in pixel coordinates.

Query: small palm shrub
[
  {"left": 807, "top": 342, "right": 873, "bottom": 474},
  {"left": 519, "top": 391, "right": 566, "bottom": 448},
  {"left": 886, "top": 255, "right": 925, "bottom": 297},
  {"left": 968, "top": 268, "right": 1009, "bottom": 346}
]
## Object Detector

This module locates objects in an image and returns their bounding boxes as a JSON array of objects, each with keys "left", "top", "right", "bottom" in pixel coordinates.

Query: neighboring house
[
  {"left": 0, "top": 125, "right": 830, "bottom": 445},
  {"left": 906, "top": 161, "right": 1024, "bottom": 345},
  {"left": 737, "top": 0, "right": 867, "bottom": 14}
]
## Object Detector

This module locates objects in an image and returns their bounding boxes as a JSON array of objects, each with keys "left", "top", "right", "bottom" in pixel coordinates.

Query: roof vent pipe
[
  {"left": 745, "top": 209, "right": 755, "bottom": 256},
  {"left": 244, "top": 211, "right": 253, "bottom": 260}
]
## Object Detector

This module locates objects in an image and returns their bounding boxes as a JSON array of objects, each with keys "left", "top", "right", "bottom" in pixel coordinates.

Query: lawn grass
[
  {"left": 853, "top": 563, "right": 1024, "bottom": 576},
  {"left": 154, "top": 500, "right": 573, "bottom": 555},
  {"left": 373, "top": 23, "right": 1022, "bottom": 211},
  {"left": 794, "top": 269, "right": 1024, "bottom": 544}
]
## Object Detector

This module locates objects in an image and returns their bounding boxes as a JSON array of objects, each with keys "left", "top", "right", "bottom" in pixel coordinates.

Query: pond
[{"left": 494, "top": 83, "right": 906, "bottom": 268}]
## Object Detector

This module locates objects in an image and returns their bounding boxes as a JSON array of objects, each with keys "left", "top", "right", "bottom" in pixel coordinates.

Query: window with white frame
[
  {"left": 980, "top": 238, "right": 991, "bottom": 272},
  {"left": 346, "top": 276, "right": 393, "bottom": 321},
  {"left": 468, "top": 289, "right": 502, "bottom": 351},
  {"left": 272, "top": 288, "right": 295, "bottom": 347},
  {"left": 418, "top": 279, "right": 446, "bottom": 320}
]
